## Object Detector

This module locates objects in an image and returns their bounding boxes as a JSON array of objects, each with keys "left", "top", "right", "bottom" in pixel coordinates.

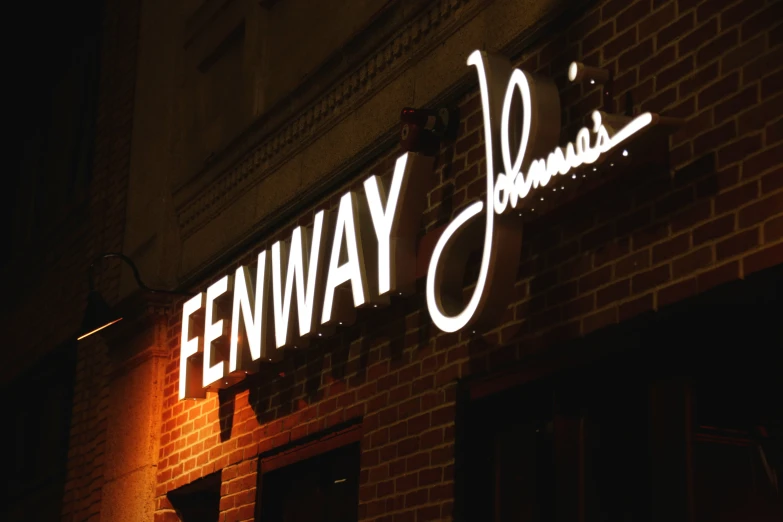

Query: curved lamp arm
[{"left": 88, "top": 252, "right": 190, "bottom": 295}]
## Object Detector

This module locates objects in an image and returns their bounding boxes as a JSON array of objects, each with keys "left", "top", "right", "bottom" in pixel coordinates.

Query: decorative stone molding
[{"left": 174, "top": 0, "right": 485, "bottom": 240}]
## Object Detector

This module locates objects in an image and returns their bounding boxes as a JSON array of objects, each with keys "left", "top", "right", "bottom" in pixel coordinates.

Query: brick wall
[
  {"left": 57, "top": 0, "right": 141, "bottom": 520},
  {"left": 154, "top": 0, "right": 782, "bottom": 521}
]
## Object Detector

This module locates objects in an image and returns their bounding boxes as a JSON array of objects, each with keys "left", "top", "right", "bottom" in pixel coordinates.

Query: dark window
[
  {"left": 463, "top": 360, "right": 652, "bottom": 522},
  {"left": 459, "top": 267, "right": 782, "bottom": 522},
  {"left": 258, "top": 440, "right": 361, "bottom": 522},
  {"left": 167, "top": 472, "right": 221, "bottom": 522}
]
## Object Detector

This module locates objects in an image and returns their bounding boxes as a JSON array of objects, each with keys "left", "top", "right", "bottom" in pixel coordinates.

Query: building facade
[{"left": 5, "top": 0, "right": 782, "bottom": 521}]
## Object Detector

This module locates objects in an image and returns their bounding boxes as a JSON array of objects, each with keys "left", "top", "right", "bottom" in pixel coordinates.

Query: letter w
[{"left": 271, "top": 210, "right": 327, "bottom": 348}]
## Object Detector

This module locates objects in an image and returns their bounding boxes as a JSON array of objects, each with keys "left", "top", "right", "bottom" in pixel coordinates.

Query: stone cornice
[{"left": 173, "top": 0, "right": 485, "bottom": 240}]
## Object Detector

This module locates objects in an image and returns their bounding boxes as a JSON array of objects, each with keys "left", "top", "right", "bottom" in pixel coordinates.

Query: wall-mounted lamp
[
  {"left": 78, "top": 253, "right": 188, "bottom": 341},
  {"left": 568, "top": 61, "right": 620, "bottom": 115},
  {"left": 567, "top": 61, "right": 611, "bottom": 84}
]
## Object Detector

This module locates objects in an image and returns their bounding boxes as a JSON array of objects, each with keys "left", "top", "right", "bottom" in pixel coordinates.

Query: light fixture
[
  {"left": 78, "top": 290, "right": 122, "bottom": 340},
  {"left": 567, "top": 62, "right": 610, "bottom": 84},
  {"left": 78, "top": 252, "right": 188, "bottom": 341}
]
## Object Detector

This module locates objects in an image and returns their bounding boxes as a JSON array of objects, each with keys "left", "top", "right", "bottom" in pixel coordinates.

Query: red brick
[
  {"left": 431, "top": 405, "right": 454, "bottom": 427},
  {"left": 644, "top": 86, "right": 678, "bottom": 113},
  {"left": 738, "top": 93, "right": 783, "bottom": 134},
  {"left": 716, "top": 228, "right": 760, "bottom": 260},
  {"left": 696, "top": 166, "right": 739, "bottom": 201},
  {"left": 744, "top": 143, "right": 783, "bottom": 177},
  {"left": 657, "top": 57, "right": 694, "bottom": 91},
  {"left": 697, "top": 261, "right": 740, "bottom": 291},
  {"left": 739, "top": 193, "right": 783, "bottom": 228},
  {"left": 389, "top": 422, "right": 407, "bottom": 442},
  {"left": 640, "top": 3, "right": 676, "bottom": 40},
  {"left": 582, "top": 307, "right": 618, "bottom": 335},
  {"left": 622, "top": 1, "right": 653, "bottom": 25},
  {"left": 619, "top": 38, "right": 655, "bottom": 71},
  {"left": 583, "top": 22, "right": 615, "bottom": 55},
  {"left": 563, "top": 294, "right": 596, "bottom": 317},
  {"left": 602, "top": 0, "right": 633, "bottom": 20},
  {"left": 766, "top": 118, "right": 783, "bottom": 145},
  {"left": 715, "top": 181, "right": 759, "bottom": 214},
  {"left": 581, "top": 224, "right": 615, "bottom": 251},
  {"left": 397, "top": 436, "right": 420, "bottom": 458},
  {"left": 419, "top": 467, "right": 443, "bottom": 486},
  {"left": 633, "top": 222, "right": 670, "bottom": 249},
  {"left": 694, "top": 121, "right": 736, "bottom": 156},
  {"left": 739, "top": 2, "right": 783, "bottom": 41},
  {"left": 655, "top": 187, "right": 695, "bottom": 219},
  {"left": 717, "top": 135, "right": 763, "bottom": 169},
  {"left": 714, "top": 86, "right": 759, "bottom": 124},
  {"left": 614, "top": 68, "right": 638, "bottom": 97},
  {"left": 617, "top": 207, "right": 653, "bottom": 237},
  {"left": 698, "top": 73, "right": 740, "bottom": 110},
  {"left": 389, "top": 457, "right": 406, "bottom": 477},
  {"left": 597, "top": 280, "right": 631, "bottom": 308},
  {"left": 721, "top": 35, "right": 767, "bottom": 75},
  {"left": 667, "top": 96, "right": 696, "bottom": 119},
  {"left": 632, "top": 264, "right": 671, "bottom": 293},
  {"left": 616, "top": 249, "right": 651, "bottom": 277},
  {"left": 619, "top": 292, "right": 654, "bottom": 320},
  {"left": 604, "top": 26, "right": 637, "bottom": 61},
  {"left": 672, "top": 109, "right": 713, "bottom": 146},
  {"left": 578, "top": 265, "right": 612, "bottom": 293},
  {"left": 678, "top": 18, "right": 718, "bottom": 55},
  {"left": 658, "top": 278, "right": 699, "bottom": 307},
  {"left": 653, "top": 233, "right": 691, "bottom": 263},
  {"left": 679, "top": 62, "right": 719, "bottom": 99},
  {"left": 547, "top": 281, "right": 578, "bottom": 307},
  {"left": 696, "top": 29, "right": 738, "bottom": 66},
  {"left": 418, "top": 505, "right": 441, "bottom": 521},
  {"left": 744, "top": 48, "right": 783, "bottom": 86},
  {"left": 657, "top": 14, "right": 695, "bottom": 50},
  {"left": 593, "top": 239, "right": 631, "bottom": 267},
  {"left": 761, "top": 168, "right": 783, "bottom": 193},
  {"left": 671, "top": 200, "right": 712, "bottom": 232},
  {"left": 765, "top": 216, "right": 783, "bottom": 243},
  {"left": 672, "top": 246, "right": 712, "bottom": 279},
  {"left": 455, "top": 131, "right": 479, "bottom": 155},
  {"left": 744, "top": 242, "right": 783, "bottom": 275},
  {"left": 771, "top": 19, "right": 783, "bottom": 46}
]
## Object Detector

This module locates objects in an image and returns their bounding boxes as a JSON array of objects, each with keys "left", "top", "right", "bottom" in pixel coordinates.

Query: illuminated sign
[
  {"left": 179, "top": 50, "right": 667, "bottom": 399},
  {"left": 426, "top": 51, "right": 658, "bottom": 333},
  {"left": 179, "top": 153, "right": 432, "bottom": 399}
]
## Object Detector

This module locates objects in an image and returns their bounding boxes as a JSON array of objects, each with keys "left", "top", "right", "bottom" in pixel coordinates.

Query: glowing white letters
[
  {"left": 426, "top": 51, "right": 657, "bottom": 333},
  {"left": 229, "top": 252, "right": 270, "bottom": 373},
  {"left": 272, "top": 211, "right": 327, "bottom": 347},
  {"left": 179, "top": 48, "right": 668, "bottom": 399},
  {"left": 321, "top": 193, "right": 369, "bottom": 324},
  {"left": 178, "top": 151, "right": 432, "bottom": 398},
  {"left": 203, "top": 275, "right": 231, "bottom": 387},
  {"left": 364, "top": 154, "right": 409, "bottom": 296},
  {"left": 179, "top": 293, "right": 205, "bottom": 400}
]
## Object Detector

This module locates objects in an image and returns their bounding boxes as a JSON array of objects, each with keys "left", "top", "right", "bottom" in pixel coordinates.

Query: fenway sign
[{"left": 179, "top": 50, "right": 663, "bottom": 399}]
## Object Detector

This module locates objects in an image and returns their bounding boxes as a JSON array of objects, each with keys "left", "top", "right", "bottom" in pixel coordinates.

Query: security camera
[{"left": 399, "top": 107, "right": 459, "bottom": 153}]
